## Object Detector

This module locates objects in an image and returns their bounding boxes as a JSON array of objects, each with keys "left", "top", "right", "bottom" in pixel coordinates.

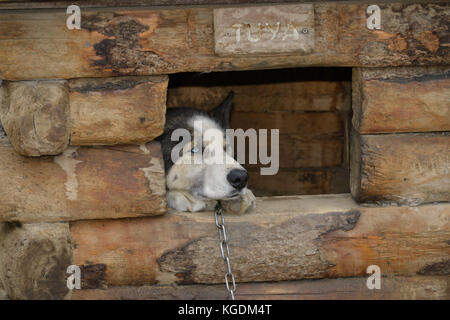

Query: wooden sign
[{"left": 214, "top": 4, "right": 315, "bottom": 55}]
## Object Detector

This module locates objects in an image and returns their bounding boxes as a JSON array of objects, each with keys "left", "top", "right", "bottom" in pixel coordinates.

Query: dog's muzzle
[{"left": 227, "top": 169, "right": 248, "bottom": 191}]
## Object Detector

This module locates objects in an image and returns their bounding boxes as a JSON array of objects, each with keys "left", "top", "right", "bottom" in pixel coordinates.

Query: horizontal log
[
  {"left": 0, "top": 222, "right": 72, "bottom": 300},
  {"left": 350, "top": 131, "right": 450, "bottom": 205},
  {"left": 70, "top": 194, "right": 450, "bottom": 286},
  {"left": 248, "top": 168, "right": 349, "bottom": 196},
  {"left": 352, "top": 67, "right": 450, "bottom": 134},
  {"left": 0, "top": 80, "right": 70, "bottom": 156},
  {"left": 0, "top": 139, "right": 166, "bottom": 223},
  {"left": 231, "top": 111, "right": 343, "bottom": 136},
  {"left": 6, "top": 0, "right": 443, "bottom": 10},
  {"left": 247, "top": 135, "right": 344, "bottom": 169},
  {"left": 69, "top": 76, "right": 168, "bottom": 145},
  {"left": 71, "top": 276, "right": 450, "bottom": 300},
  {"left": 0, "top": 3, "right": 448, "bottom": 80}
]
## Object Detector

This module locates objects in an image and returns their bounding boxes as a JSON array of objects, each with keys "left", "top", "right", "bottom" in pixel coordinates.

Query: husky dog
[{"left": 157, "top": 92, "right": 256, "bottom": 214}]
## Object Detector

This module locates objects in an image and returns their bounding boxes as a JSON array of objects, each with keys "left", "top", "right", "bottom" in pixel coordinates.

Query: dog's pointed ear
[{"left": 209, "top": 91, "right": 234, "bottom": 129}]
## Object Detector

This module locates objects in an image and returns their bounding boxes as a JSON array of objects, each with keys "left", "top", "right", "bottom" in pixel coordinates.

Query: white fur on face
[{"left": 167, "top": 115, "right": 245, "bottom": 200}]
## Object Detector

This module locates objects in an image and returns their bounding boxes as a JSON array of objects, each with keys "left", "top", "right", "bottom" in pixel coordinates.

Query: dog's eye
[{"left": 191, "top": 147, "right": 199, "bottom": 153}]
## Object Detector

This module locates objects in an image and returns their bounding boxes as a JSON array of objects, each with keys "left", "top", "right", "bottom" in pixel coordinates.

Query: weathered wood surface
[
  {"left": 70, "top": 194, "right": 450, "bottom": 287},
  {"left": 0, "top": 80, "right": 70, "bottom": 156},
  {"left": 350, "top": 132, "right": 450, "bottom": 205},
  {"left": 252, "top": 136, "right": 344, "bottom": 169},
  {"left": 0, "top": 76, "right": 168, "bottom": 154},
  {"left": 0, "top": 138, "right": 166, "bottom": 223},
  {"left": 71, "top": 276, "right": 449, "bottom": 300},
  {"left": 231, "top": 110, "right": 346, "bottom": 171},
  {"left": 0, "top": 3, "right": 448, "bottom": 80},
  {"left": 69, "top": 76, "right": 167, "bottom": 145},
  {"left": 0, "top": 287, "right": 6, "bottom": 300},
  {"left": 231, "top": 111, "right": 343, "bottom": 136},
  {"left": 352, "top": 67, "right": 450, "bottom": 134},
  {"left": 214, "top": 5, "right": 315, "bottom": 55},
  {"left": 0, "top": 121, "right": 5, "bottom": 139},
  {"left": 3, "top": 1, "right": 444, "bottom": 10},
  {"left": 248, "top": 168, "right": 349, "bottom": 196},
  {"left": 0, "top": 222, "right": 72, "bottom": 300},
  {"left": 232, "top": 110, "right": 347, "bottom": 185}
]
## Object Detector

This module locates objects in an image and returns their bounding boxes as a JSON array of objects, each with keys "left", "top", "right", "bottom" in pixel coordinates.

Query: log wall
[
  {"left": 0, "top": 1, "right": 449, "bottom": 301},
  {"left": 2, "top": 195, "right": 448, "bottom": 299},
  {"left": 351, "top": 66, "right": 450, "bottom": 205}
]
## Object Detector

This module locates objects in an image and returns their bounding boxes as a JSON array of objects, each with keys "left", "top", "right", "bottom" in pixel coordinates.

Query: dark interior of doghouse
[{"left": 168, "top": 67, "right": 352, "bottom": 196}]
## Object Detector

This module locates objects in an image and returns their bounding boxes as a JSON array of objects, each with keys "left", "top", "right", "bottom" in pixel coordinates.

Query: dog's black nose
[{"left": 227, "top": 169, "right": 248, "bottom": 191}]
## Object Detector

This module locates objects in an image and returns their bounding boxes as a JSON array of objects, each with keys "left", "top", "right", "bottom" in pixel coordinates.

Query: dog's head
[{"left": 158, "top": 92, "right": 248, "bottom": 200}]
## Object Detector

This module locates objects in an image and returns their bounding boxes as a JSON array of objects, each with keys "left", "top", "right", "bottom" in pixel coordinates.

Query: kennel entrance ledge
[{"left": 69, "top": 194, "right": 450, "bottom": 287}]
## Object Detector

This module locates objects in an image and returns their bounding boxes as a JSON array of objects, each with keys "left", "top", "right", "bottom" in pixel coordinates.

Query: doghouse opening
[{"left": 168, "top": 67, "right": 352, "bottom": 196}]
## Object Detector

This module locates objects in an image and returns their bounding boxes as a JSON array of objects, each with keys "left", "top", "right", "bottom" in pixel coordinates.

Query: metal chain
[{"left": 214, "top": 201, "right": 236, "bottom": 300}]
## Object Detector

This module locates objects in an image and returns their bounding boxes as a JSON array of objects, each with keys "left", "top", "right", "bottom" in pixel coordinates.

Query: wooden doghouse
[{"left": 0, "top": 0, "right": 449, "bottom": 300}]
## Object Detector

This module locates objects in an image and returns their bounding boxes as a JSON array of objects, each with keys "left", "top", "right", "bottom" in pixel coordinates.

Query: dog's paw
[
  {"left": 239, "top": 188, "right": 256, "bottom": 214},
  {"left": 167, "top": 190, "right": 206, "bottom": 212},
  {"left": 223, "top": 188, "right": 256, "bottom": 215}
]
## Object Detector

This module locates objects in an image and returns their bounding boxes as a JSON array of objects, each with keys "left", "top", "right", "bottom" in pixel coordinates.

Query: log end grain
[
  {"left": 0, "top": 81, "right": 70, "bottom": 156},
  {"left": 0, "top": 222, "right": 72, "bottom": 299}
]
